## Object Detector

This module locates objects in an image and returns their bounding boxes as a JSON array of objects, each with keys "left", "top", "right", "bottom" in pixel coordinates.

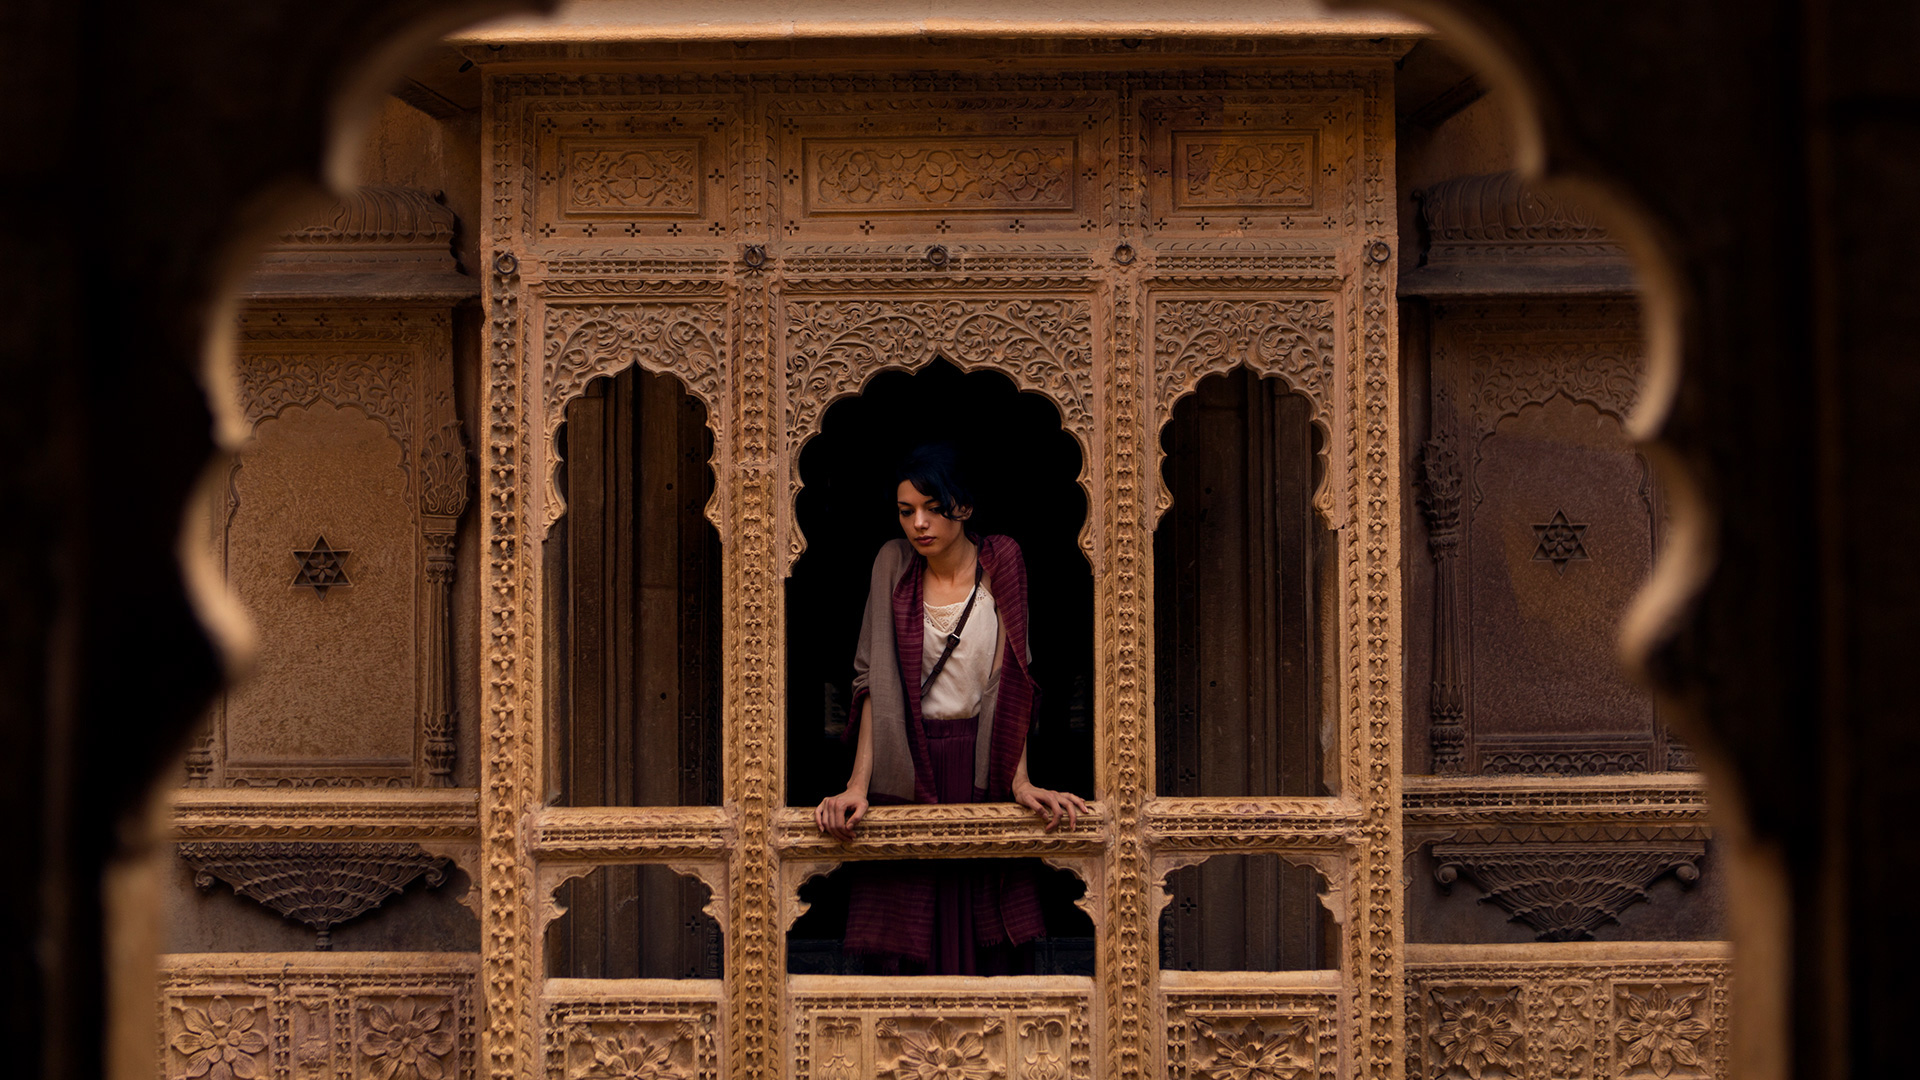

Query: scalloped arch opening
[
  {"left": 1157, "top": 854, "right": 1339, "bottom": 973},
  {"left": 788, "top": 858, "right": 1094, "bottom": 976},
  {"left": 786, "top": 357, "right": 1095, "bottom": 810},
  {"left": 546, "top": 864, "right": 722, "bottom": 979}
]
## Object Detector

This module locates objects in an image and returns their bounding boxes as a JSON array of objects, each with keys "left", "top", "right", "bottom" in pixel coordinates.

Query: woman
[{"left": 813, "top": 443, "right": 1089, "bottom": 974}]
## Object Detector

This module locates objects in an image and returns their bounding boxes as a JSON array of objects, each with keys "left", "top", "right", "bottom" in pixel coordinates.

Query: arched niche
[
  {"left": 784, "top": 357, "right": 1093, "bottom": 809},
  {"left": 782, "top": 295, "right": 1096, "bottom": 569},
  {"left": 538, "top": 299, "right": 729, "bottom": 538}
]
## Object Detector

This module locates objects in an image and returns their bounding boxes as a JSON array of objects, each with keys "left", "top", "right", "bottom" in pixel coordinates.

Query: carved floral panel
[
  {"left": 1142, "top": 94, "right": 1362, "bottom": 237},
  {"left": 1405, "top": 947, "right": 1729, "bottom": 1080},
  {"left": 789, "top": 981, "right": 1090, "bottom": 1080},
  {"left": 771, "top": 93, "right": 1113, "bottom": 239},
  {"left": 1163, "top": 989, "right": 1340, "bottom": 1080},
  {"left": 562, "top": 139, "right": 702, "bottom": 216},
  {"left": 158, "top": 954, "right": 476, "bottom": 1080},
  {"left": 807, "top": 138, "right": 1077, "bottom": 212},
  {"left": 1173, "top": 132, "right": 1318, "bottom": 209},
  {"left": 529, "top": 100, "right": 739, "bottom": 242},
  {"left": 541, "top": 996, "right": 719, "bottom": 1080}
]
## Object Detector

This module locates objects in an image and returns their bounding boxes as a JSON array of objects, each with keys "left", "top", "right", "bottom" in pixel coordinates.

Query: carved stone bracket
[
  {"left": 1431, "top": 840, "right": 1705, "bottom": 942},
  {"left": 179, "top": 840, "right": 450, "bottom": 949}
]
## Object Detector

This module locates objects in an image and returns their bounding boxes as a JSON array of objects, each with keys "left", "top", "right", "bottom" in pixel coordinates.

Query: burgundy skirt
[{"left": 842, "top": 715, "right": 1046, "bottom": 974}]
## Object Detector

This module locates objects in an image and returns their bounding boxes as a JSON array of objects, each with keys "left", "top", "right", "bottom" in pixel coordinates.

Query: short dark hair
[{"left": 894, "top": 442, "right": 974, "bottom": 519}]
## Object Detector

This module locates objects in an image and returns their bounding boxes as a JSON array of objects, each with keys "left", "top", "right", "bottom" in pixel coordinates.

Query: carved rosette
[
  {"left": 180, "top": 841, "right": 450, "bottom": 949},
  {"left": 542, "top": 1002, "right": 718, "bottom": 1080},
  {"left": 159, "top": 954, "right": 477, "bottom": 1080},
  {"left": 791, "top": 986, "right": 1089, "bottom": 1080},
  {"left": 1406, "top": 948, "right": 1728, "bottom": 1080},
  {"left": 1163, "top": 993, "right": 1339, "bottom": 1080}
]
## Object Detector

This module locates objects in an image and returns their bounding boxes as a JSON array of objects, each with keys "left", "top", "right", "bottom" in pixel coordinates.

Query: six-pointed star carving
[
  {"left": 291, "top": 535, "right": 352, "bottom": 597},
  {"left": 1532, "top": 510, "right": 1590, "bottom": 573}
]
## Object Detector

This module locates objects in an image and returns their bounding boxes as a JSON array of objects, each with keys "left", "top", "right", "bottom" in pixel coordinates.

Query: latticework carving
[{"left": 179, "top": 841, "right": 450, "bottom": 948}]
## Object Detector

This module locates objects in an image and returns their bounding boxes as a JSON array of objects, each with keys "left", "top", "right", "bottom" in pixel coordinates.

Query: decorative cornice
[
  {"left": 279, "top": 185, "right": 458, "bottom": 247},
  {"left": 1420, "top": 171, "right": 1615, "bottom": 252},
  {"left": 1401, "top": 171, "right": 1634, "bottom": 298},
  {"left": 1403, "top": 774, "right": 1712, "bottom": 835},
  {"left": 530, "top": 806, "right": 733, "bottom": 861},
  {"left": 245, "top": 185, "right": 477, "bottom": 301},
  {"left": 170, "top": 789, "right": 481, "bottom": 841},
  {"left": 1144, "top": 799, "right": 1361, "bottom": 853}
]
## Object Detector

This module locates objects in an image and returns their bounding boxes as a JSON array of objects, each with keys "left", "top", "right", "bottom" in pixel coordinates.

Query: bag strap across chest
[{"left": 920, "top": 559, "right": 983, "bottom": 693}]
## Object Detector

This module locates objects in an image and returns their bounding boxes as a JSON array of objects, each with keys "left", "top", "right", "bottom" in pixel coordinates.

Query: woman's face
[{"left": 897, "top": 479, "right": 971, "bottom": 559}]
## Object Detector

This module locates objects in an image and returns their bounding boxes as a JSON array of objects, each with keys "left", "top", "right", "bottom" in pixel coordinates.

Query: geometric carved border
[
  {"left": 158, "top": 952, "right": 477, "bottom": 1080},
  {"left": 1405, "top": 944, "right": 1729, "bottom": 1080}
]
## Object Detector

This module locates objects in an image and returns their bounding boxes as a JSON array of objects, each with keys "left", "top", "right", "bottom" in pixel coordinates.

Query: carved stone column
[
  {"left": 1420, "top": 388, "right": 1467, "bottom": 772},
  {"left": 421, "top": 418, "right": 469, "bottom": 787}
]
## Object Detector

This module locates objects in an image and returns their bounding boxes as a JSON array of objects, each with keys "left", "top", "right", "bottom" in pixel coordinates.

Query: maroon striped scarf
[{"left": 888, "top": 533, "right": 1036, "bottom": 803}]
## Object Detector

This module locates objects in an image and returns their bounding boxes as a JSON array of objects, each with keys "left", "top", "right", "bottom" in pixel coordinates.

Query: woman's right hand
[{"left": 815, "top": 789, "right": 869, "bottom": 842}]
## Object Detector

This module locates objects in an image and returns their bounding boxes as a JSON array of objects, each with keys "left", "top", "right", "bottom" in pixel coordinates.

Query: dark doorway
[
  {"left": 1159, "top": 854, "right": 1336, "bottom": 971},
  {"left": 1155, "top": 368, "right": 1334, "bottom": 799},
  {"left": 785, "top": 358, "right": 1094, "bottom": 808},
  {"left": 547, "top": 367, "right": 723, "bottom": 808},
  {"left": 548, "top": 865, "right": 723, "bottom": 979}
]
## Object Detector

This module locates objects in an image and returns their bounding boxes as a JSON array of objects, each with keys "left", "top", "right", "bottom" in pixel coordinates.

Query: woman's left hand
[{"left": 1013, "top": 782, "right": 1090, "bottom": 832}]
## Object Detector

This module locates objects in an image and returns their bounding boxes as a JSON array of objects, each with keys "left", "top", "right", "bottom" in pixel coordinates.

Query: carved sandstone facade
[{"left": 159, "top": 37, "right": 1727, "bottom": 1080}]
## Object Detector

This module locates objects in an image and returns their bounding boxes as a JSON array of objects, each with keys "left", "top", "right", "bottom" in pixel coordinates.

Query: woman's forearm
[
  {"left": 846, "top": 698, "right": 874, "bottom": 795},
  {"left": 1012, "top": 745, "right": 1032, "bottom": 793}
]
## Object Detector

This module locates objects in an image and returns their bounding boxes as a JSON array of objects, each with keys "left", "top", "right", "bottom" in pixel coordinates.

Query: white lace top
[{"left": 920, "top": 585, "right": 999, "bottom": 720}]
